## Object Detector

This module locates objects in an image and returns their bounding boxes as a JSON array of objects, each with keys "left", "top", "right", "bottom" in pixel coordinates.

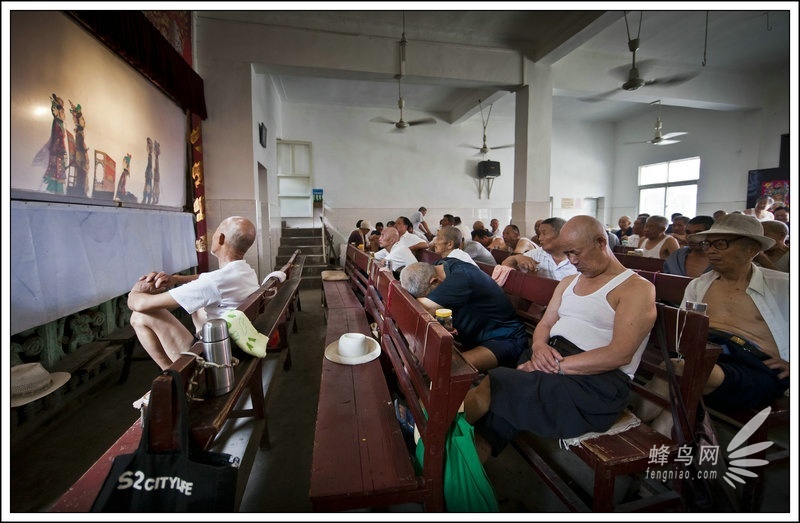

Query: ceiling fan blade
[
  {"left": 580, "top": 87, "right": 623, "bottom": 103},
  {"left": 370, "top": 116, "right": 397, "bottom": 125},
  {"left": 661, "top": 131, "right": 688, "bottom": 139},
  {"left": 623, "top": 140, "right": 653, "bottom": 145},
  {"left": 654, "top": 139, "right": 681, "bottom": 145},
  {"left": 407, "top": 117, "right": 436, "bottom": 126},
  {"left": 460, "top": 143, "right": 482, "bottom": 150},
  {"left": 490, "top": 144, "right": 514, "bottom": 150},
  {"left": 648, "top": 71, "right": 699, "bottom": 87}
]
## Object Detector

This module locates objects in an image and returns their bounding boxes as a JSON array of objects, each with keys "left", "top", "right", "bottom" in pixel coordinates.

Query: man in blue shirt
[{"left": 400, "top": 258, "right": 528, "bottom": 372}]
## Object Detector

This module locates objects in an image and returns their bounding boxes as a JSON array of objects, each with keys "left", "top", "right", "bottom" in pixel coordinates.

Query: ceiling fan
[
  {"left": 582, "top": 11, "right": 698, "bottom": 102},
  {"left": 462, "top": 99, "right": 514, "bottom": 155},
  {"left": 370, "top": 12, "right": 436, "bottom": 132},
  {"left": 371, "top": 75, "right": 437, "bottom": 131},
  {"left": 625, "top": 100, "right": 687, "bottom": 146}
]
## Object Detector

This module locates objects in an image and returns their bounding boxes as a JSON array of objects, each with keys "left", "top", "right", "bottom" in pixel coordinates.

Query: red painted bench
[{"left": 310, "top": 250, "right": 478, "bottom": 511}]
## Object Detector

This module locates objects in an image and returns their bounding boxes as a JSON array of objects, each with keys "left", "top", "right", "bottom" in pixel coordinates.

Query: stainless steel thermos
[{"left": 199, "top": 318, "right": 235, "bottom": 396}]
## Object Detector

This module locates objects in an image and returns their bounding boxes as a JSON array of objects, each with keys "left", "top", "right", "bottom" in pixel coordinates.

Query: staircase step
[
  {"left": 279, "top": 245, "right": 323, "bottom": 256},
  {"left": 281, "top": 237, "right": 322, "bottom": 247},
  {"left": 281, "top": 227, "right": 320, "bottom": 238}
]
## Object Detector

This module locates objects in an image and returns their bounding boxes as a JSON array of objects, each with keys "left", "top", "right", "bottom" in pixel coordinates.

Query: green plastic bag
[{"left": 414, "top": 412, "right": 499, "bottom": 512}]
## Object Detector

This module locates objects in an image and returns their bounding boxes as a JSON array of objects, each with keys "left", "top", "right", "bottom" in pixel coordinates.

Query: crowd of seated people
[{"left": 353, "top": 209, "right": 789, "bottom": 457}]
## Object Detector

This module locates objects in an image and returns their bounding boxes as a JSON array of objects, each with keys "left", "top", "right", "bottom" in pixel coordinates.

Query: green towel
[{"left": 223, "top": 309, "right": 269, "bottom": 358}]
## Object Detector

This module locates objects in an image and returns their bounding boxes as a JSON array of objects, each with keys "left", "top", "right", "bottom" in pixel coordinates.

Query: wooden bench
[
  {"left": 49, "top": 251, "right": 304, "bottom": 512},
  {"left": 615, "top": 252, "right": 665, "bottom": 272},
  {"left": 310, "top": 260, "right": 478, "bottom": 511}
]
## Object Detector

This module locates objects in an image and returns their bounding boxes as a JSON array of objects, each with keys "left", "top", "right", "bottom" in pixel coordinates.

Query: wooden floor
[{"left": 7, "top": 288, "right": 793, "bottom": 515}]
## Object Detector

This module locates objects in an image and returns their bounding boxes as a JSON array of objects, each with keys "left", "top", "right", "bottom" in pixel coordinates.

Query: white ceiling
[{"left": 199, "top": 8, "right": 791, "bottom": 124}]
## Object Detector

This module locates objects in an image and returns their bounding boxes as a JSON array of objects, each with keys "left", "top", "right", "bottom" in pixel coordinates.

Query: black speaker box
[{"left": 478, "top": 160, "right": 500, "bottom": 178}]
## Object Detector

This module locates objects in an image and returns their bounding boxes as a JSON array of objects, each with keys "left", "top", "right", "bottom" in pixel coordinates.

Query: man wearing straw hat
[
  {"left": 681, "top": 213, "right": 789, "bottom": 411},
  {"left": 638, "top": 214, "right": 789, "bottom": 433}
]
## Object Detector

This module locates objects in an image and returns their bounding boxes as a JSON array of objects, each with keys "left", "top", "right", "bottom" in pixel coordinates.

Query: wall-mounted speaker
[{"left": 477, "top": 160, "right": 500, "bottom": 178}]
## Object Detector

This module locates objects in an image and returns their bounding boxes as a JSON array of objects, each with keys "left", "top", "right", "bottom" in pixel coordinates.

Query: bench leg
[
  {"left": 592, "top": 466, "right": 616, "bottom": 512},
  {"left": 118, "top": 338, "right": 148, "bottom": 384}
]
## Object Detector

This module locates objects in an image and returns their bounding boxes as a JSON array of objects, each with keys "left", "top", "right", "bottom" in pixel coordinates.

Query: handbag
[
  {"left": 91, "top": 370, "right": 240, "bottom": 512},
  {"left": 655, "top": 312, "right": 719, "bottom": 512},
  {"left": 414, "top": 412, "right": 499, "bottom": 512}
]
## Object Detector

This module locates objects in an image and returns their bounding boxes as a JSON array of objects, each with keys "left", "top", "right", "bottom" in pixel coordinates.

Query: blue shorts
[
  {"left": 478, "top": 334, "right": 530, "bottom": 368},
  {"left": 704, "top": 347, "right": 788, "bottom": 411}
]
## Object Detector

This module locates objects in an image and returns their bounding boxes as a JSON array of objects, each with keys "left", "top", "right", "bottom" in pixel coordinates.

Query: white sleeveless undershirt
[
  {"left": 640, "top": 236, "right": 668, "bottom": 259},
  {"left": 550, "top": 269, "right": 647, "bottom": 378}
]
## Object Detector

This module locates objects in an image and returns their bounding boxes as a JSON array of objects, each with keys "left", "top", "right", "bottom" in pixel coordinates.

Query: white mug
[{"left": 338, "top": 333, "right": 368, "bottom": 358}]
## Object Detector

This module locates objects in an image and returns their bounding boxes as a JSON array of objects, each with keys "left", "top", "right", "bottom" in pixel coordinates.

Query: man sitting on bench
[
  {"left": 640, "top": 214, "right": 789, "bottom": 432},
  {"left": 399, "top": 259, "right": 529, "bottom": 372},
  {"left": 463, "top": 215, "right": 657, "bottom": 461},
  {"left": 127, "top": 216, "right": 259, "bottom": 369}
]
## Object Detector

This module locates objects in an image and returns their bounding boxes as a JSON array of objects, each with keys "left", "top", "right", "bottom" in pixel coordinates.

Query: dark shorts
[
  {"left": 475, "top": 346, "right": 631, "bottom": 456},
  {"left": 479, "top": 334, "right": 530, "bottom": 368},
  {"left": 704, "top": 345, "right": 789, "bottom": 412}
]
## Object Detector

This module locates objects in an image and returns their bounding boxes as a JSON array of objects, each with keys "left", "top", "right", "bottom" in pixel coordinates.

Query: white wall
[
  {"left": 611, "top": 102, "right": 789, "bottom": 221},
  {"left": 279, "top": 101, "right": 515, "bottom": 238}
]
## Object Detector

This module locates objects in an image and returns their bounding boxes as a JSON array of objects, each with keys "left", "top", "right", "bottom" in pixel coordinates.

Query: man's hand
[
  {"left": 515, "top": 256, "right": 539, "bottom": 273},
  {"left": 132, "top": 271, "right": 173, "bottom": 294},
  {"left": 764, "top": 356, "right": 790, "bottom": 381},
  {"left": 517, "top": 340, "right": 562, "bottom": 374}
]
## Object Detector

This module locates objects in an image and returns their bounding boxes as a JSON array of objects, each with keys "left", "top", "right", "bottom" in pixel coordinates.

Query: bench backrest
[
  {"left": 345, "top": 245, "right": 370, "bottom": 297},
  {"left": 635, "top": 303, "right": 720, "bottom": 434},
  {"left": 490, "top": 248, "right": 511, "bottom": 264},
  {"left": 382, "top": 281, "right": 457, "bottom": 497},
  {"left": 615, "top": 252, "right": 665, "bottom": 272},
  {"left": 654, "top": 272, "right": 692, "bottom": 307},
  {"left": 500, "top": 269, "right": 559, "bottom": 328},
  {"left": 417, "top": 249, "right": 442, "bottom": 265}
]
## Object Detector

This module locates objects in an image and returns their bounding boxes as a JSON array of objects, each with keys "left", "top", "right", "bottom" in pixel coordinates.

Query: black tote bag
[{"left": 91, "top": 370, "right": 239, "bottom": 512}]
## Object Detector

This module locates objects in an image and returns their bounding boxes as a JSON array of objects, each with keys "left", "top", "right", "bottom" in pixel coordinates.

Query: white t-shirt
[
  {"left": 169, "top": 260, "right": 258, "bottom": 320},
  {"left": 410, "top": 211, "right": 428, "bottom": 237},
  {"left": 375, "top": 244, "right": 418, "bottom": 271},
  {"left": 397, "top": 231, "right": 427, "bottom": 250}
]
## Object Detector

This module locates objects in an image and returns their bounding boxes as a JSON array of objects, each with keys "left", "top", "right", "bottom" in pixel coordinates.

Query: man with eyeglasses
[{"left": 683, "top": 214, "right": 789, "bottom": 411}]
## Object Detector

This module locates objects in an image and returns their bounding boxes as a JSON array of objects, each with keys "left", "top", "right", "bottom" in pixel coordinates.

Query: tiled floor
[{"left": 8, "top": 289, "right": 792, "bottom": 515}]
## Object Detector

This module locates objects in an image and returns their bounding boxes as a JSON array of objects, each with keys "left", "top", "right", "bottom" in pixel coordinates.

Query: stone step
[
  {"left": 281, "top": 236, "right": 322, "bottom": 247},
  {"left": 278, "top": 244, "right": 323, "bottom": 256},
  {"left": 276, "top": 253, "right": 324, "bottom": 265},
  {"left": 281, "top": 227, "right": 320, "bottom": 238}
]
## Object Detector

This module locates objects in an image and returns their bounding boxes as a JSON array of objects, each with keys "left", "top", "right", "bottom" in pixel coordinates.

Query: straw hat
[
  {"left": 359, "top": 220, "right": 373, "bottom": 231},
  {"left": 687, "top": 213, "right": 775, "bottom": 251},
  {"left": 10, "top": 363, "right": 71, "bottom": 408}
]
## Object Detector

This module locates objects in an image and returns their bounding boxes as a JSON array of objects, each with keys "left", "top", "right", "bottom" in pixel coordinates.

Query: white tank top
[
  {"left": 640, "top": 236, "right": 668, "bottom": 259},
  {"left": 550, "top": 269, "right": 647, "bottom": 378}
]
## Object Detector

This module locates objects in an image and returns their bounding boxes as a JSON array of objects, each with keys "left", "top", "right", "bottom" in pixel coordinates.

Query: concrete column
[{"left": 512, "top": 61, "right": 553, "bottom": 237}]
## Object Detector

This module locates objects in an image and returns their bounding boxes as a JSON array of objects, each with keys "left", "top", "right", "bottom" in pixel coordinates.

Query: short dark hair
[
  {"left": 505, "top": 224, "right": 520, "bottom": 235},
  {"left": 396, "top": 216, "right": 411, "bottom": 231},
  {"left": 541, "top": 217, "right": 566, "bottom": 233},
  {"left": 472, "top": 229, "right": 492, "bottom": 240},
  {"left": 375, "top": 222, "right": 384, "bottom": 228},
  {"left": 386, "top": 220, "right": 395, "bottom": 227},
  {"left": 687, "top": 215, "right": 714, "bottom": 230},
  {"left": 772, "top": 205, "right": 789, "bottom": 213}
]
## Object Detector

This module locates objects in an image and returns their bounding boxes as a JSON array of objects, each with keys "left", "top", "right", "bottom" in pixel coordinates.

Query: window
[{"left": 638, "top": 157, "right": 700, "bottom": 217}]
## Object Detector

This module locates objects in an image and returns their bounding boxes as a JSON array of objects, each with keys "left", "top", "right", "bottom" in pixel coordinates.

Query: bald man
[
  {"left": 128, "top": 216, "right": 258, "bottom": 369},
  {"left": 465, "top": 215, "right": 656, "bottom": 461}
]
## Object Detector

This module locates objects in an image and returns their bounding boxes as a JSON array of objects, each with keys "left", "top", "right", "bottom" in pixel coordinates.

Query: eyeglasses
[{"left": 698, "top": 236, "right": 746, "bottom": 251}]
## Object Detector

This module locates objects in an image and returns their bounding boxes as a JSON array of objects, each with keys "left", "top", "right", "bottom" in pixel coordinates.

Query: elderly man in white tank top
[{"left": 464, "top": 215, "right": 656, "bottom": 462}]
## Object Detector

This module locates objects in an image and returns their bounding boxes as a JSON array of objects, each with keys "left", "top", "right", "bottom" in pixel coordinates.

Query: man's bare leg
[
  {"left": 462, "top": 346, "right": 499, "bottom": 373},
  {"left": 464, "top": 376, "right": 492, "bottom": 424},
  {"left": 130, "top": 309, "right": 194, "bottom": 370}
]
